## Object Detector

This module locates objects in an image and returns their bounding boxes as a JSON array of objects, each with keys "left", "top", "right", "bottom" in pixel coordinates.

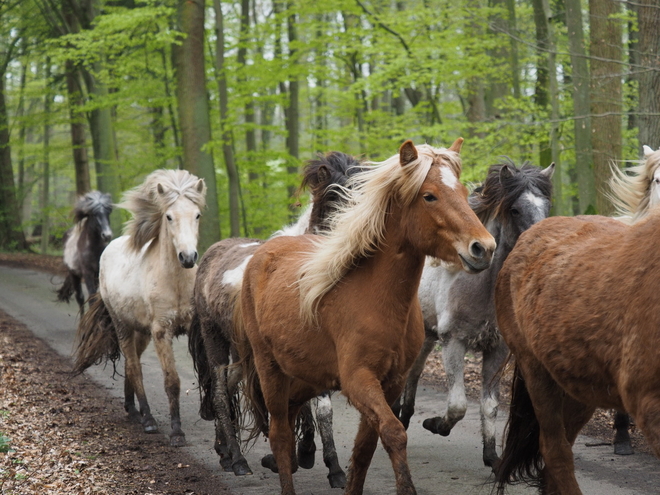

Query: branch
[{"left": 354, "top": 0, "right": 411, "bottom": 56}]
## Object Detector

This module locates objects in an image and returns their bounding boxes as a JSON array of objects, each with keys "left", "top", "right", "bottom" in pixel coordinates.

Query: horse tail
[
  {"left": 494, "top": 363, "right": 544, "bottom": 493},
  {"left": 187, "top": 305, "right": 215, "bottom": 421},
  {"left": 232, "top": 291, "right": 269, "bottom": 443},
  {"left": 72, "top": 294, "right": 120, "bottom": 375},
  {"left": 56, "top": 272, "right": 76, "bottom": 304}
]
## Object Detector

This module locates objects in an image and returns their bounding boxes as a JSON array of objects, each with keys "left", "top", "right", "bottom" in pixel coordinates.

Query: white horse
[{"left": 74, "top": 169, "right": 206, "bottom": 447}]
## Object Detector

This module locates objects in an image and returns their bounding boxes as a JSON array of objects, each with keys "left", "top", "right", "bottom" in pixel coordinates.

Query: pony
[
  {"left": 73, "top": 169, "right": 206, "bottom": 447},
  {"left": 494, "top": 210, "right": 660, "bottom": 493},
  {"left": 235, "top": 139, "right": 496, "bottom": 495},
  {"left": 393, "top": 160, "right": 554, "bottom": 468},
  {"left": 56, "top": 191, "right": 113, "bottom": 313},
  {"left": 188, "top": 151, "right": 363, "bottom": 485},
  {"left": 596, "top": 144, "right": 660, "bottom": 455}
]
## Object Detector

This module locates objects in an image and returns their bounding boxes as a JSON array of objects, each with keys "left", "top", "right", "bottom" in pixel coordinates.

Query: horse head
[
  {"left": 157, "top": 179, "right": 205, "bottom": 269},
  {"left": 401, "top": 139, "right": 496, "bottom": 273},
  {"left": 643, "top": 145, "right": 660, "bottom": 211}
]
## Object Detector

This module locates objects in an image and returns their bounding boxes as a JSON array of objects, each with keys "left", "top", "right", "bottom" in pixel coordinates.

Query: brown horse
[
  {"left": 235, "top": 139, "right": 496, "bottom": 495},
  {"left": 494, "top": 213, "right": 660, "bottom": 494}
]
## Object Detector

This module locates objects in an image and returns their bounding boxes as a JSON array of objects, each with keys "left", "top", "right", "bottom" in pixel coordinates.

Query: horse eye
[
  {"left": 195, "top": 213, "right": 201, "bottom": 220},
  {"left": 511, "top": 207, "right": 520, "bottom": 216},
  {"left": 423, "top": 193, "right": 437, "bottom": 203},
  {"left": 655, "top": 178, "right": 660, "bottom": 184},
  {"left": 166, "top": 214, "right": 173, "bottom": 221}
]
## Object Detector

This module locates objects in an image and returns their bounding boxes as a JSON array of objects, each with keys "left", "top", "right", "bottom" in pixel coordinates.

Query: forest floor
[{"left": 0, "top": 251, "right": 651, "bottom": 495}]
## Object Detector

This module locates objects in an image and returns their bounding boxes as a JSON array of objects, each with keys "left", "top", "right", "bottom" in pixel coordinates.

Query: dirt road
[{"left": 1, "top": 264, "right": 659, "bottom": 494}]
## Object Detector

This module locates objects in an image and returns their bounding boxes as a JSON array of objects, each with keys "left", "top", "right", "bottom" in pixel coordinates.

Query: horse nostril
[
  {"left": 470, "top": 241, "right": 486, "bottom": 260},
  {"left": 193, "top": 252, "right": 198, "bottom": 264},
  {"left": 178, "top": 252, "right": 185, "bottom": 264}
]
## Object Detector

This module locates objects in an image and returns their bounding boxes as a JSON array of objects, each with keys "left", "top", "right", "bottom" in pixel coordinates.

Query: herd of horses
[{"left": 55, "top": 140, "right": 660, "bottom": 495}]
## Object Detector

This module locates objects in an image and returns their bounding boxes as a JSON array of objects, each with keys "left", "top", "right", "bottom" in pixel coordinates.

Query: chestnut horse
[
  {"left": 494, "top": 212, "right": 660, "bottom": 494},
  {"left": 235, "top": 139, "right": 496, "bottom": 494},
  {"left": 74, "top": 169, "right": 206, "bottom": 447},
  {"left": 188, "top": 151, "right": 363, "bottom": 483}
]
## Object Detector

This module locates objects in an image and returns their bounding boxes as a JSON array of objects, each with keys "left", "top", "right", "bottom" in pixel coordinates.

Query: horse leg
[
  {"left": 613, "top": 411, "right": 634, "bottom": 455},
  {"left": 635, "top": 393, "right": 660, "bottom": 458},
  {"left": 121, "top": 331, "right": 157, "bottom": 432},
  {"left": 296, "top": 401, "right": 316, "bottom": 469},
  {"left": 398, "top": 330, "right": 437, "bottom": 429},
  {"left": 72, "top": 273, "right": 85, "bottom": 314},
  {"left": 520, "top": 361, "right": 582, "bottom": 495},
  {"left": 480, "top": 339, "right": 508, "bottom": 468},
  {"left": 151, "top": 323, "right": 185, "bottom": 446},
  {"left": 343, "top": 369, "right": 415, "bottom": 495},
  {"left": 315, "top": 392, "right": 347, "bottom": 488},
  {"left": 423, "top": 338, "right": 467, "bottom": 436}
]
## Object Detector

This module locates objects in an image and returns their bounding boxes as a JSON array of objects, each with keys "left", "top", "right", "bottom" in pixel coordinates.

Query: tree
[
  {"left": 589, "top": 0, "right": 623, "bottom": 215},
  {"left": 637, "top": 0, "right": 660, "bottom": 151},
  {"left": 173, "top": 0, "right": 220, "bottom": 250}
]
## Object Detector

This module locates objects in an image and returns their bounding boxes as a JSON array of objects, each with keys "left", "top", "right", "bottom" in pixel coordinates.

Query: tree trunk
[
  {"left": 213, "top": 0, "right": 240, "bottom": 237},
  {"left": 505, "top": 0, "right": 521, "bottom": 99},
  {"left": 174, "top": 0, "right": 221, "bottom": 251},
  {"left": 565, "top": 0, "right": 595, "bottom": 214},
  {"left": 531, "top": 0, "right": 563, "bottom": 214},
  {"left": 589, "top": 0, "right": 622, "bottom": 215},
  {"left": 637, "top": 0, "right": 660, "bottom": 151},
  {"left": 41, "top": 60, "right": 52, "bottom": 255},
  {"left": 0, "top": 72, "right": 27, "bottom": 250},
  {"left": 285, "top": 2, "right": 300, "bottom": 196}
]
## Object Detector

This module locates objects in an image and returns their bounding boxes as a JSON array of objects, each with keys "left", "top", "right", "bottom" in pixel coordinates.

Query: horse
[
  {"left": 56, "top": 190, "right": 113, "bottom": 313},
  {"left": 188, "top": 151, "right": 363, "bottom": 485},
  {"left": 494, "top": 213, "right": 660, "bottom": 494},
  {"left": 234, "top": 139, "right": 496, "bottom": 495},
  {"left": 598, "top": 143, "right": 660, "bottom": 455},
  {"left": 73, "top": 169, "right": 206, "bottom": 447},
  {"left": 393, "top": 159, "right": 554, "bottom": 468}
]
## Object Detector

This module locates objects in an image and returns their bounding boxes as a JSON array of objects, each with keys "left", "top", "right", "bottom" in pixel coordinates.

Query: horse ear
[
  {"left": 399, "top": 140, "right": 418, "bottom": 167},
  {"left": 196, "top": 179, "right": 205, "bottom": 193},
  {"left": 499, "top": 164, "right": 515, "bottom": 182},
  {"left": 448, "top": 137, "right": 464, "bottom": 154},
  {"left": 643, "top": 145, "right": 655, "bottom": 157},
  {"left": 542, "top": 162, "right": 556, "bottom": 178},
  {"left": 157, "top": 183, "right": 165, "bottom": 195},
  {"left": 317, "top": 165, "right": 330, "bottom": 183}
]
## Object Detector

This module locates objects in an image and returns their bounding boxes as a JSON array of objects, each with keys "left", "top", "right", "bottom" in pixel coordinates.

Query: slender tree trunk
[
  {"left": 566, "top": 0, "right": 595, "bottom": 213},
  {"left": 159, "top": 47, "right": 183, "bottom": 169},
  {"left": 213, "top": 0, "right": 240, "bottom": 237},
  {"left": 531, "top": 0, "right": 563, "bottom": 214},
  {"left": 285, "top": 2, "right": 300, "bottom": 193},
  {"left": 41, "top": 60, "right": 52, "bottom": 255},
  {"left": 174, "top": 0, "right": 221, "bottom": 251},
  {"left": 65, "top": 60, "right": 91, "bottom": 195},
  {"left": 505, "top": 0, "right": 521, "bottom": 99},
  {"left": 627, "top": 2, "right": 639, "bottom": 136},
  {"left": 589, "top": 0, "right": 622, "bottom": 215},
  {"left": 0, "top": 72, "right": 27, "bottom": 250},
  {"left": 637, "top": 0, "right": 660, "bottom": 151}
]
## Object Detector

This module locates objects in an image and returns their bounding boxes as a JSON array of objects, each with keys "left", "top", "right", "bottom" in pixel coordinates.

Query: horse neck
[{"left": 475, "top": 219, "right": 517, "bottom": 294}]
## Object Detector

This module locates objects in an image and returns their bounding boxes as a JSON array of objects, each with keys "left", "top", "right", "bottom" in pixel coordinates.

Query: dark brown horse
[
  {"left": 56, "top": 191, "right": 113, "bottom": 313},
  {"left": 235, "top": 139, "right": 496, "bottom": 495},
  {"left": 495, "top": 213, "right": 660, "bottom": 494},
  {"left": 188, "top": 151, "right": 364, "bottom": 483}
]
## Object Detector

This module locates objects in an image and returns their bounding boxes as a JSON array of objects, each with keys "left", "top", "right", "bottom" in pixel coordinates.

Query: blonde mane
[
  {"left": 608, "top": 148, "right": 660, "bottom": 222},
  {"left": 120, "top": 169, "right": 207, "bottom": 252},
  {"left": 297, "top": 144, "right": 461, "bottom": 324}
]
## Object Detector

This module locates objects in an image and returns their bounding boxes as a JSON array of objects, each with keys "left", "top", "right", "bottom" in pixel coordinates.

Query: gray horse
[{"left": 394, "top": 159, "right": 554, "bottom": 468}]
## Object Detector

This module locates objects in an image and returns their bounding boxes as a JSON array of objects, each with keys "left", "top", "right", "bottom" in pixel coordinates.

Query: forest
[{"left": 0, "top": 0, "right": 658, "bottom": 253}]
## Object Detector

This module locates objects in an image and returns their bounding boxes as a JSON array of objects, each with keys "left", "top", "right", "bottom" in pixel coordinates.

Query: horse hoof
[
  {"left": 219, "top": 456, "right": 234, "bottom": 472},
  {"left": 328, "top": 471, "right": 347, "bottom": 489},
  {"left": 232, "top": 459, "right": 253, "bottom": 476},
  {"left": 144, "top": 424, "right": 158, "bottom": 434},
  {"left": 614, "top": 442, "right": 634, "bottom": 455},
  {"left": 422, "top": 417, "right": 451, "bottom": 436},
  {"left": 261, "top": 454, "right": 278, "bottom": 473},
  {"left": 483, "top": 454, "right": 501, "bottom": 469},
  {"left": 297, "top": 445, "right": 316, "bottom": 469},
  {"left": 170, "top": 434, "right": 186, "bottom": 447}
]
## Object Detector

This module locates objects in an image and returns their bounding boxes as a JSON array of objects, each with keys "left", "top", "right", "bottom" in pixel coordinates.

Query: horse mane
[
  {"left": 120, "top": 169, "right": 206, "bottom": 252},
  {"left": 608, "top": 150, "right": 660, "bottom": 222},
  {"left": 72, "top": 190, "right": 113, "bottom": 224},
  {"left": 297, "top": 143, "right": 461, "bottom": 324},
  {"left": 469, "top": 158, "right": 553, "bottom": 225}
]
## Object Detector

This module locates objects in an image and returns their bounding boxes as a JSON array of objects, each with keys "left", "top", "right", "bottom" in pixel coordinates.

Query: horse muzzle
[
  {"left": 459, "top": 240, "right": 494, "bottom": 273},
  {"left": 178, "top": 251, "right": 198, "bottom": 269}
]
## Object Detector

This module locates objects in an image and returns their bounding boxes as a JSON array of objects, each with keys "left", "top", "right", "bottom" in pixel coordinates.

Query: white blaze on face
[
  {"left": 222, "top": 255, "right": 253, "bottom": 288},
  {"left": 524, "top": 192, "right": 546, "bottom": 210},
  {"left": 440, "top": 166, "right": 458, "bottom": 190},
  {"left": 239, "top": 242, "right": 260, "bottom": 248}
]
